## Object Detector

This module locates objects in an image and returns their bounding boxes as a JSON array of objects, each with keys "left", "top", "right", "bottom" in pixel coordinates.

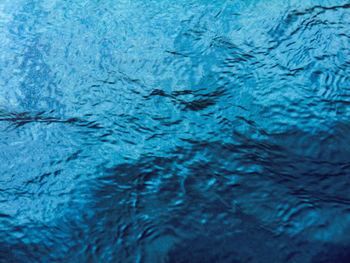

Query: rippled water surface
[{"left": 1, "top": 0, "right": 350, "bottom": 262}]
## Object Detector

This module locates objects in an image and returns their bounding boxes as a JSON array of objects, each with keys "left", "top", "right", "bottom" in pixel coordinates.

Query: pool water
[{"left": 1, "top": 0, "right": 350, "bottom": 262}]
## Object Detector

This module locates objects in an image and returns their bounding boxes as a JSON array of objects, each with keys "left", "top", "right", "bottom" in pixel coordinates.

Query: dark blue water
[{"left": 1, "top": 0, "right": 350, "bottom": 262}]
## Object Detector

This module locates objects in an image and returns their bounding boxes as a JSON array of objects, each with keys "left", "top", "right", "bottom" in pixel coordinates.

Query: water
[{"left": 1, "top": 0, "right": 350, "bottom": 262}]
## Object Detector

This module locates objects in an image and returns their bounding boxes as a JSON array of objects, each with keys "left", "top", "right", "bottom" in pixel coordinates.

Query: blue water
[{"left": 1, "top": 0, "right": 350, "bottom": 262}]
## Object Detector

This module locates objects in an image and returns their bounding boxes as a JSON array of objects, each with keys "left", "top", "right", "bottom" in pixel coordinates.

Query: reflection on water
[{"left": 1, "top": 0, "right": 350, "bottom": 262}]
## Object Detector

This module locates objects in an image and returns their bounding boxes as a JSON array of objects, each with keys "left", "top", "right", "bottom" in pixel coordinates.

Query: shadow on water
[
  {"left": 1, "top": 126, "right": 350, "bottom": 262},
  {"left": 58, "top": 130, "right": 349, "bottom": 262}
]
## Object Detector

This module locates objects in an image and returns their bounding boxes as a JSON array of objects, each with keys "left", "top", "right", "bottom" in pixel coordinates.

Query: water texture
[{"left": 1, "top": 0, "right": 350, "bottom": 262}]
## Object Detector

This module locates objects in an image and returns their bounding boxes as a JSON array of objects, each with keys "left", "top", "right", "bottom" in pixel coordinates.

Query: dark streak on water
[{"left": 1, "top": 0, "right": 350, "bottom": 262}]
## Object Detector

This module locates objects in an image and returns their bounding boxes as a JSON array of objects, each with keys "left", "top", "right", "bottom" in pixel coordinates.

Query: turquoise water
[{"left": 1, "top": 0, "right": 350, "bottom": 262}]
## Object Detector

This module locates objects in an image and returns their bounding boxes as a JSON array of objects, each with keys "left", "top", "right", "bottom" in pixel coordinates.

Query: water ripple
[{"left": 1, "top": 0, "right": 350, "bottom": 262}]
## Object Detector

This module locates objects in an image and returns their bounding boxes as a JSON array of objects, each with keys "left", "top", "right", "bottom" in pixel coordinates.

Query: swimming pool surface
[{"left": 1, "top": 0, "right": 350, "bottom": 262}]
